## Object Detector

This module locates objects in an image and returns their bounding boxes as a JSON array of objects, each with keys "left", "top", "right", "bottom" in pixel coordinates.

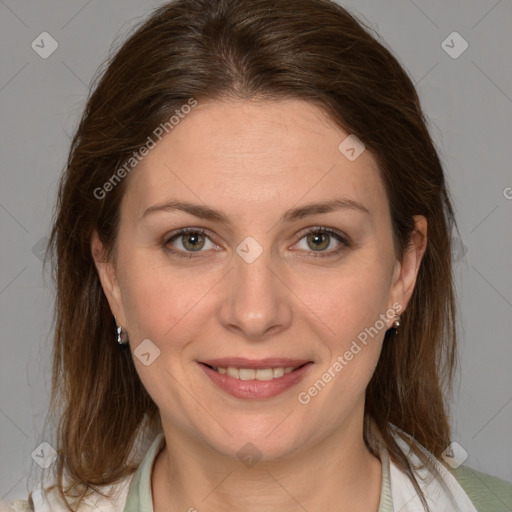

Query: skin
[{"left": 92, "top": 98, "right": 427, "bottom": 512}]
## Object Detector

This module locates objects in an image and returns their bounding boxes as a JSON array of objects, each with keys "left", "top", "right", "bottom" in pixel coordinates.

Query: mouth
[{"left": 198, "top": 358, "right": 313, "bottom": 399}]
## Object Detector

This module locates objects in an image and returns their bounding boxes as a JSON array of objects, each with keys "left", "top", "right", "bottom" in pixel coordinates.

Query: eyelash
[{"left": 163, "top": 227, "right": 350, "bottom": 259}]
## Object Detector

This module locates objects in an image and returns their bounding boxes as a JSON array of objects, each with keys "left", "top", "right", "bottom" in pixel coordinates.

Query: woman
[{"left": 5, "top": 0, "right": 511, "bottom": 510}]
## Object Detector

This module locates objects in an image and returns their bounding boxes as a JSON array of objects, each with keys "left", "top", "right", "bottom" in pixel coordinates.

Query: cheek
[
  {"left": 299, "top": 269, "right": 390, "bottom": 411},
  {"left": 291, "top": 257, "right": 392, "bottom": 341},
  {"left": 118, "top": 254, "right": 218, "bottom": 345},
  {"left": 325, "top": 266, "right": 392, "bottom": 389}
]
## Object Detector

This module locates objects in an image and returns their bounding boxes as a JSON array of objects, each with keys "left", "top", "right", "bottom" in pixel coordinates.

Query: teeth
[
  {"left": 213, "top": 366, "right": 297, "bottom": 380},
  {"left": 273, "top": 367, "right": 284, "bottom": 378},
  {"left": 227, "top": 367, "right": 239, "bottom": 379},
  {"left": 254, "top": 368, "right": 274, "bottom": 381},
  {"left": 239, "top": 368, "right": 256, "bottom": 380}
]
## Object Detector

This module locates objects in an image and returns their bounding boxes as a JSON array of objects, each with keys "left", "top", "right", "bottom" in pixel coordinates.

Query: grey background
[{"left": 1, "top": 0, "right": 511, "bottom": 504}]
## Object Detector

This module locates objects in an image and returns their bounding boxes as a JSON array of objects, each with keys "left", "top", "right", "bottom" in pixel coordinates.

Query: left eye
[{"left": 293, "top": 228, "right": 347, "bottom": 256}]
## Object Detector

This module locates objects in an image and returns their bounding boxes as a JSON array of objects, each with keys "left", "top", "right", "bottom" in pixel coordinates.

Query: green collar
[{"left": 123, "top": 433, "right": 165, "bottom": 512}]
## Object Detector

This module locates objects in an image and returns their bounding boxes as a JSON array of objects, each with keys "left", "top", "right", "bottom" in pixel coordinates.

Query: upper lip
[{"left": 200, "top": 358, "right": 312, "bottom": 369}]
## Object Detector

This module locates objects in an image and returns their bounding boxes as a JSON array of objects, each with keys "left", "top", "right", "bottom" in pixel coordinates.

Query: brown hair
[{"left": 44, "top": 0, "right": 458, "bottom": 509}]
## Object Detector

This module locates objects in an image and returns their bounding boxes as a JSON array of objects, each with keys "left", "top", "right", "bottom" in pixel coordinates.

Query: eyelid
[{"left": 295, "top": 226, "right": 350, "bottom": 244}]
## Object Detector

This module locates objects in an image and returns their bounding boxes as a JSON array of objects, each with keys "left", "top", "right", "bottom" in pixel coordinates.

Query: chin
[{"left": 197, "top": 416, "right": 303, "bottom": 463}]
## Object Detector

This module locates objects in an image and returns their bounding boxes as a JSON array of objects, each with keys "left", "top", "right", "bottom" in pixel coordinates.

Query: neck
[{"left": 151, "top": 412, "right": 382, "bottom": 512}]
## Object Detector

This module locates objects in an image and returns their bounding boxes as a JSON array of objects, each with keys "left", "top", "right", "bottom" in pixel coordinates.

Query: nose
[{"left": 218, "top": 246, "right": 293, "bottom": 341}]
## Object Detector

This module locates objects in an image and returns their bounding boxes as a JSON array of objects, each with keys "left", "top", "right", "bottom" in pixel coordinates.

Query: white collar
[{"left": 387, "top": 429, "right": 478, "bottom": 512}]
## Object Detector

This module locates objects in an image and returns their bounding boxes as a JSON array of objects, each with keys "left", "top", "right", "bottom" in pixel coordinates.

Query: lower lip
[{"left": 199, "top": 362, "right": 313, "bottom": 399}]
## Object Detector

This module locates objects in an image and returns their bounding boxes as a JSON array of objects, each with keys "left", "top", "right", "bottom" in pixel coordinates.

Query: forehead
[{"left": 122, "top": 99, "right": 389, "bottom": 224}]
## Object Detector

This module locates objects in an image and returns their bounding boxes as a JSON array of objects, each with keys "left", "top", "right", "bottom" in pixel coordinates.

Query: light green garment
[
  {"left": 122, "top": 433, "right": 512, "bottom": 512},
  {"left": 449, "top": 464, "right": 512, "bottom": 511}
]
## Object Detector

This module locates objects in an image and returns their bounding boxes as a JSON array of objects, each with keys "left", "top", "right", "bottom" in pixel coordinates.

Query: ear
[
  {"left": 91, "top": 229, "right": 127, "bottom": 326},
  {"left": 389, "top": 215, "right": 427, "bottom": 313}
]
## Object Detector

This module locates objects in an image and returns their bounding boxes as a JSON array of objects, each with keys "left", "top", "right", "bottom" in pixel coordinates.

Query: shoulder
[
  {"left": 1, "top": 473, "right": 135, "bottom": 512},
  {"left": 387, "top": 425, "right": 512, "bottom": 511},
  {"left": 451, "top": 464, "right": 512, "bottom": 511},
  {"left": 1, "top": 432, "right": 163, "bottom": 512}
]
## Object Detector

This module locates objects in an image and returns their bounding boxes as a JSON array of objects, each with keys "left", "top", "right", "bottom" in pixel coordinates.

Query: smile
[{"left": 198, "top": 359, "right": 313, "bottom": 399}]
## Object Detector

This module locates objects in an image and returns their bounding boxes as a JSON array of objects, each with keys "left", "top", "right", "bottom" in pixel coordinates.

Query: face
[{"left": 92, "top": 98, "right": 426, "bottom": 461}]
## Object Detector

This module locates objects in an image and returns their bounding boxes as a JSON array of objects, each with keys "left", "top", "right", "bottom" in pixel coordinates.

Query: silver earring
[
  {"left": 114, "top": 316, "right": 129, "bottom": 345},
  {"left": 393, "top": 314, "right": 401, "bottom": 329}
]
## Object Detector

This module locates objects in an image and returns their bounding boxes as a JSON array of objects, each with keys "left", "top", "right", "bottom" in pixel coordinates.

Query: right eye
[{"left": 164, "top": 228, "right": 219, "bottom": 258}]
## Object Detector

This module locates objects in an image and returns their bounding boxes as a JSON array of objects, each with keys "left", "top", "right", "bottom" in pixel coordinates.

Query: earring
[
  {"left": 393, "top": 313, "right": 401, "bottom": 329},
  {"left": 114, "top": 316, "right": 129, "bottom": 346}
]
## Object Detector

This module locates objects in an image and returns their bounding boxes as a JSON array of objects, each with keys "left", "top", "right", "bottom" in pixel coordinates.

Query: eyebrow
[{"left": 140, "top": 198, "right": 370, "bottom": 224}]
